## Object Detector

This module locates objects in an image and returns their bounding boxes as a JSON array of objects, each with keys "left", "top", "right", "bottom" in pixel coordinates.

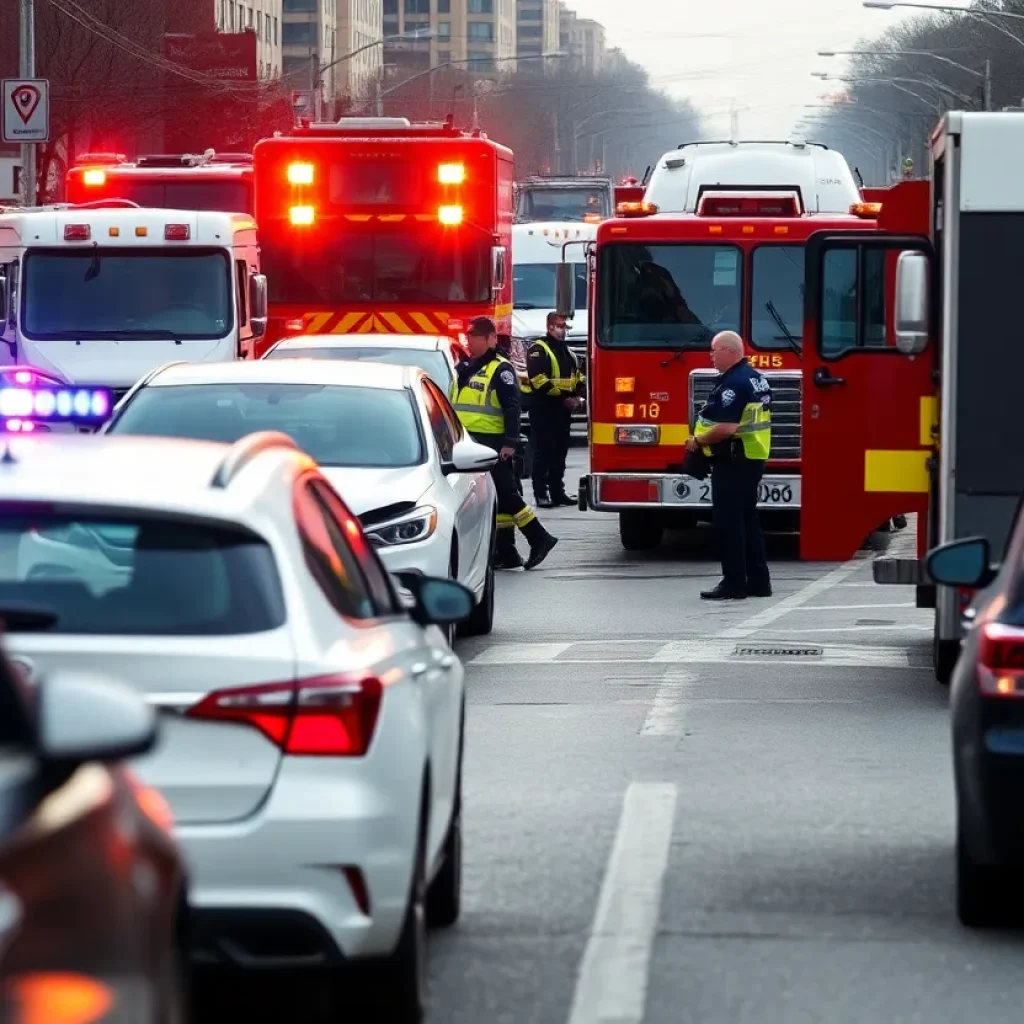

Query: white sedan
[{"left": 103, "top": 359, "right": 500, "bottom": 638}]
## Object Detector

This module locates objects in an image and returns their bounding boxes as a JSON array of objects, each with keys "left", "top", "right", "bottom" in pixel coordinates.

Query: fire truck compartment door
[{"left": 801, "top": 230, "right": 934, "bottom": 561}]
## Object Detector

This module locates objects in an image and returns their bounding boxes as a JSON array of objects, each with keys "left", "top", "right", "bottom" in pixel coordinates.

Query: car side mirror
[
  {"left": 442, "top": 438, "right": 499, "bottom": 475},
  {"left": 491, "top": 245, "right": 507, "bottom": 302},
  {"left": 392, "top": 571, "right": 474, "bottom": 627},
  {"left": 249, "top": 273, "right": 268, "bottom": 339},
  {"left": 555, "top": 262, "right": 576, "bottom": 319},
  {"left": 925, "top": 536, "right": 998, "bottom": 589},
  {"left": 36, "top": 670, "right": 158, "bottom": 766},
  {"left": 894, "top": 250, "right": 929, "bottom": 354}
]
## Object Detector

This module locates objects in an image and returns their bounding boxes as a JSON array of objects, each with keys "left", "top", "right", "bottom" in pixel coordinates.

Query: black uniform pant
[
  {"left": 470, "top": 432, "right": 545, "bottom": 544},
  {"left": 711, "top": 457, "right": 770, "bottom": 592},
  {"left": 531, "top": 399, "right": 572, "bottom": 498}
]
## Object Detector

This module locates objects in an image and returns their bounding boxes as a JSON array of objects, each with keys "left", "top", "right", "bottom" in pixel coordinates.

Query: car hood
[
  {"left": 512, "top": 308, "right": 588, "bottom": 348},
  {"left": 320, "top": 464, "right": 435, "bottom": 519}
]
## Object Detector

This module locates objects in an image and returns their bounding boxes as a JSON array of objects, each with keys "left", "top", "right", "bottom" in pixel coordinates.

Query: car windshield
[
  {"left": 516, "top": 187, "right": 610, "bottom": 222},
  {"left": 0, "top": 511, "right": 284, "bottom": 636},
  {"left": 266, "top": 345, "right": 453, "bottom": 390},
  {"left": 84, "top": 179, "right": 251, "bottom": 214},
  {"left": 596, "top": 243, "right": 742, "bottom": 349},
  {"left": 262, "top": 227, "right": 491, "bottom": 304},
  {"left": 750, "top": 245, "right": 804, "bottom": 350},
  {"left": 513, "top": 262, "right": 587, "bottom": 311},
  {"left": 22, "top": 250, "right": 233, "bottom": 341},
  {"left": 109, "top": 382, "right": 425, "bottom": 468}
]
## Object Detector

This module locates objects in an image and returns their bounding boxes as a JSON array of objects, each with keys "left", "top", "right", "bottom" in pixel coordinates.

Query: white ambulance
[{"left": 0, "top": 202, "right": 267, "bottom": 398}]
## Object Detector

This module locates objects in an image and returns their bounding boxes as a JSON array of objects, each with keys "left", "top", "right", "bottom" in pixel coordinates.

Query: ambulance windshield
[
  {"left": 22, "top": 249, "right": 233, "bottom": 340},
  {"left": 596, "top": 243, "right": 741, "bottom": 348},
  {"left": 89, "top": 179, "right": 251, "bottom": 214},
  {"left": 516, "top": 187, "right": 610, "bottom": 223}
]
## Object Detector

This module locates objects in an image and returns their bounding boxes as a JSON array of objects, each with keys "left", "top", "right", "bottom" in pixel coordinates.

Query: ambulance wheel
[{"left": 619, "top": 511, "right": 662, "bottom": 552}]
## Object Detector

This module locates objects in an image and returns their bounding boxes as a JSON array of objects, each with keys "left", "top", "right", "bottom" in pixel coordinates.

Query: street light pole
[
  {"left": 984, "top": 58, "right": 993, "bottom": 111},
  {"left": 19, "top": 0, "right": 36, "bottom": 207}
]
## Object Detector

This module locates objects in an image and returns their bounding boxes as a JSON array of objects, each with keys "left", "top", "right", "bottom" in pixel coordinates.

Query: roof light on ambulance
[
  {"left": 290, "top": 205, "right": 315, "bottom": 226},
  {"left": 82, "top": 169, "right": 106, "bottom": 186},
  {"left": 64, "top": 224, "right": 91, "bottom": 241},
  {"left": 438, "top": 162, "right": 465, "bottom": 185},
  {"left": 164, "top": 224, "right": 190, "bottom": 241},
  {"left": 438, "top": 205, "right": 463, "bottom": 226},
  {"left": 850, "top": 202, "right": 882, "bottom": 217},
  {"left": 287, "top": 162, "right": 315, "bottom": 185}
]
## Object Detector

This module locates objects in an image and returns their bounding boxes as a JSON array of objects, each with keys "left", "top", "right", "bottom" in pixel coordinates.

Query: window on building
[
  {"left": 383, "top": 0, "right": 397, "bottom": 12},
  {"left": 283, "top": 0, "right": 316, "bottom": 11},
  {"left": 283, "top": 55, "right": 310, "bottom": 77},
  {"left": 283, "top": 21, "right": 317, "bottom": 44},
  {"left": 437, "top": 0, "right": 451, "bottom": 11},
  {"left": 468, "top": 20, "right": 494, "bottom": 40},
  {"left": 273, "top": 15, "right": 278, "bottom": 43},
  {"left": 468, "top": 0, "right": 493, "bottom": 12},
  {"left": 467, "top": 49, "right": 494, "bottom": 70},
  {"left": 404, "top": 0, "right": 428, "bottom": 13},
  {"left": 436, "top": 20, "right": 451, "bottom": 37}
]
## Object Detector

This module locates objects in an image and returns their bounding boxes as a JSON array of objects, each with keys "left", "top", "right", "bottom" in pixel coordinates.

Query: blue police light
[{"left": 0, "top": 385, "right": 113, "bottom": 431}]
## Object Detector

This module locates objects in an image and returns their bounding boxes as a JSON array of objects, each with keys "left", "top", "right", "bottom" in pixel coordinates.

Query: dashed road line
[{"left": 640, "top": 671, "right": 694, "bottom": 736}]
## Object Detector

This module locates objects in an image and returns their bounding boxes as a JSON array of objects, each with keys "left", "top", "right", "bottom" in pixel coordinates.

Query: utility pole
[
  {"left": 19, "top": 0, "right": 36, "bottom": 207},
  {"left": 984, "top": 58, "right": 993, "bottom": 111},
  {"left": 308, "top": 52, "right": 318, "bottom": 123},
  {"left": 553, "top": 109, "right": 560, "bottom": 174}
]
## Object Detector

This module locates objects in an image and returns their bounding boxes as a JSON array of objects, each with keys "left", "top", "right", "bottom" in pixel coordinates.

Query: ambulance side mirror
[
  {"left": 490, "top": 246, "right": 507, "bottom": 300},
  {"left": 249, "top": 273, "right": 268, "bottom": 339},
  {"left": 555, "top": 262, "right": 575, "bottom": 319},
  {"left": 894, "top": 250, "right": 929, "bottom": 355},
  {"left": 0, "top": 271, "right": 7, "bottom": 335}
]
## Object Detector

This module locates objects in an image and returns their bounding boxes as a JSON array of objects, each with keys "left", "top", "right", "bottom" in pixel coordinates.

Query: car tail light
[
  {"left": 187, "top": 674, "right": 384, "bottom": 755},
  {"left": 64, "top": 223, "right": 90, "bottom": 240},
  {"left": 978, "top": 622, "right": 1024, "bottom": 697},
  {"left": 164, "top": 223, "right": 190, "bottom": 240},
  {"left": 599, "top": 477, "right": 658, "bottom": 503}
]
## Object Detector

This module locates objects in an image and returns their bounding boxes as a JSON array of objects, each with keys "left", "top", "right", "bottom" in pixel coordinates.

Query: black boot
[
  {"left": 700, "top": 581, "right": 747, "bottom": 600},
  {"left": 534, "top": 486, "right": 554, "bottom": 509},
  {"left": 551, "top": 492, "right": 577, "bottom": 507},
  {"left": 521, "top": 518, "right": 558, "bottom": 569},
  {"left": 494, "top": 527, "right": 524, "bottom": 569}
]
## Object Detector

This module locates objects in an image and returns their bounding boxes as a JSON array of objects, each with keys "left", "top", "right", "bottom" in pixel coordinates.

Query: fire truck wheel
[{"left": 619, "top": 511, "right": 663, "bottom": 552}]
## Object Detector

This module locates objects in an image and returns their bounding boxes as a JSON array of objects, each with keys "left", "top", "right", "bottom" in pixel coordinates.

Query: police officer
[
  {"left": 526, "top": 312, "right": 584, "bottom": 507},
  {"left": 685, "top": 330, "right": 772, "bottom": 600},
  {"left": 451, "top": 317, "right": 559, "bottom": 570}
]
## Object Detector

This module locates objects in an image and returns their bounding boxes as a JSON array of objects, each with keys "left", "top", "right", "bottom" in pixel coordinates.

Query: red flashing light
[
  {"left": 64, "top": 224, "right": 91, "bottom": 241},
  {"left": 187, "top": 674, "right": 384, "bottom": 756},
  {"left": 164, "top": 224, "right": 190, "bottom": 240},
  {"left": 698, "top": 195, "right": 800, "bottom": 217},
  {"left": 978, "top": 622, "right": 1024, "bottom": 697},
  {"left": 82, "top": 169, "right": 107, "bottom": 186}
]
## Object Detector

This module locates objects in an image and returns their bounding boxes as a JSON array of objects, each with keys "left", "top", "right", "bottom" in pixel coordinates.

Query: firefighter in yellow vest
[
  {"left": 525, "top": 312, "right": 584, "bottom": 507},
  {"left": 451, "top": 317, "right": 558, "bottom": 570},
  {"left": 684, "top": 330, "right": 772, "bottom": 600}
]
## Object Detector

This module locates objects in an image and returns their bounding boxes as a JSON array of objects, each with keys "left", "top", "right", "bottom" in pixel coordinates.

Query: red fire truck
[
  {"left": 569, "top": 140, "right": 932, "bottom": 562},
  {"left": 252, "top": 116, "right": 514, "bottom": 355},
  {"left": 65, "top": 151, "right": 253, "bottom": 213}
]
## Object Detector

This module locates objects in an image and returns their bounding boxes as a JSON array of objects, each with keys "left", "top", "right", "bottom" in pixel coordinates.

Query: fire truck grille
[{"left": 689, "top": 369, "right": 802, "bottom": 460}]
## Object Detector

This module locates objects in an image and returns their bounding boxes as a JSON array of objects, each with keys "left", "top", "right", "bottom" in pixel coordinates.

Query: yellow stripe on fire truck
[{"left": 296, "top": 311, "right": 453, "bottom": 335}]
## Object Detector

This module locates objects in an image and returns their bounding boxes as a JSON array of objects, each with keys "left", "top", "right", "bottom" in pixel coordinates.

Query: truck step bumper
[{"left": 873, "top": 557, "right": 924, "bottom": 585}]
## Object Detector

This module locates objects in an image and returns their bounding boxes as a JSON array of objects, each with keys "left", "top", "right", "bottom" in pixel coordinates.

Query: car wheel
[
  {"left": 619, "top": 511, "right": 663, "bottom": 552},
  {"left": 957, "top": 822, "right": 1009, "bottom": 928},
  {"left": 459, "top": 557, "right": 494, "bottom": 637},
  {"left": 374, "top": 809, "right": 429, "bottom": 1022},
  {"left": 427, "top": 707, "right": 464, "bottom": 928}
]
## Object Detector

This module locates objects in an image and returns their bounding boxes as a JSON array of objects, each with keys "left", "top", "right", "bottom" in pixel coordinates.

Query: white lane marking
[
  {"left": 469, "top": 642, "right": 572, "bottom": 664},
  {"left": 640, "top": 671, "right": 694, "bottom": 736},
  {"left": 566, "top": 783, "right": 677, "bottom": 1024},
  {"left": 718, "top": 557, "right": 869, "bottom": 639},
  {"left": 776, "top": 624, "right": 931, "bottom": 634},
  {"left": 796, "top": 602, "right": 916, "bottom": 611}
]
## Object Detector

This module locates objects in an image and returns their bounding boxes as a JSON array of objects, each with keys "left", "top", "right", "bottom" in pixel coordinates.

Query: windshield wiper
[
  {"left": 765, "top": 302, "right": 802, "bottom": 360},
  {"left": 32, "top": 329, "right": 184, "bottom": 342},
  {"left": 513, "top": 302, "right": 542, "bottom": 310},
  {"left": 660, "top": 325, "right": 712, "bottom": 368},
  {"left": 0, "top": 603, "right": 59, "bottom": 632}
]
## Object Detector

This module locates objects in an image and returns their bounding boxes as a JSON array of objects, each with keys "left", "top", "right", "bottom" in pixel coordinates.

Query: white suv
[{"left": 1, "top": 429, "right": 471, "bottom": 1022}]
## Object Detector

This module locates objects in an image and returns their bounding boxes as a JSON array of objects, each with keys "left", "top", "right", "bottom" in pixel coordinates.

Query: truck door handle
[{"left": 813, "top": 367, "right": 845, "bottom": 388}]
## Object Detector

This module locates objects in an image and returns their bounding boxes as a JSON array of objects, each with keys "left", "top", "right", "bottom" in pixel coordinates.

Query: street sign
[{"left": 2, "top": 79, "right": 49, "bottom": 143}]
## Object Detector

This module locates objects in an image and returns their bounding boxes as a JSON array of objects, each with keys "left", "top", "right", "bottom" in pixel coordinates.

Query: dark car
[
  {"left": 926, "top": 524, "right": 1024, "bottom": 928},
  {"left": 0, "top": 636, "right": 186, "bottom": 1022}
]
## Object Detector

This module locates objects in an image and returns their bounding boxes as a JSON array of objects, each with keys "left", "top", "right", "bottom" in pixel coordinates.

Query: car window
[
  {"left": 310, "top": 480, "right": 401, "bottom": 617},
  {"left": 265, "top": 344, "right": 454, "bottom": 390},
  {"left": 111, "top": 382, "right": 426, "bottom": 468},
  {"left": 424, "top": 378, "right": 464, "bottom": 442},
  {"left": 293, "top": 481, "right": 378, "bottom": 620},
  {"left": 420, "top": 380, "right": 456, "bottom": 462},
  {"left": 0, "top": 650, "right": 33, "bottom": 747},
  {"left": 0, "top": 509, "right": 285, "bottom": 636}
]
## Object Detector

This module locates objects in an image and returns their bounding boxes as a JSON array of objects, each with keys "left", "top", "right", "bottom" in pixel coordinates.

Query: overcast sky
[{"left": 565, "top": 0, "right": 921, "bottom": 137}]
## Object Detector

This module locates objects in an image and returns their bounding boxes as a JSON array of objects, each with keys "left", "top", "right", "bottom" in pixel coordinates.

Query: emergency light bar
[
  {"left": 697, "top": 195, "right": 800, "bottom": 217},
  {"left": 438, "top": 162, "right": 465, "bottom": 185},
  {"left": 0, "top": 386, "right": 113, "bottom": 424},
  {"left": 850, "top": 202, "right": 882, "bottom": 218},
  {"left": 615, "top": 201, "right": 658, "bottom": 217},
  {"left": 287, "top": 162, "right": 315, "bottom": 185},
  {"left": 82, "top": 169, "right": 106, "bottom": 186},
  {"left": 438, "top": 205, "right": 463, "bottom": 225}
]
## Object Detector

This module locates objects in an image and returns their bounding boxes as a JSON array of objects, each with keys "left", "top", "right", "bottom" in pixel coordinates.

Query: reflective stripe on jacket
[
  {"left": 523, "top": 338, "right": 582, "bottom": 396},
  {"left": 696, "top": 402, "right": 771, "bottom": 460}
]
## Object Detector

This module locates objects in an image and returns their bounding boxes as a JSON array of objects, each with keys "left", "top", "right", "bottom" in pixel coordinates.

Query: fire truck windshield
[
  {"left": 750, "top": 245, "right": 804, "bottom": 350},
  {"left": 513, "top": 263, "right": 587, "bottom": 309},
  {"left": 517, "top": 188, "right": 610, "bottom": 223},
  {"left": 262, "top": 228, "right": 491, "bottom": 305},
  {"left": 83, "top": 179, "right": 251, "bottom": 214},
  {"left": 596, "top": 243, "right": 741, "bottom": 348},
  {"left": 22, "top": 250, "right": 233, "bottom": 340}
]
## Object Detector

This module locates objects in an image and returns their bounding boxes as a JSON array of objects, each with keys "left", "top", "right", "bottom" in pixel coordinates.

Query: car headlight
[{"left": 365, "top": 506, "right": 438, "bottom": 548}]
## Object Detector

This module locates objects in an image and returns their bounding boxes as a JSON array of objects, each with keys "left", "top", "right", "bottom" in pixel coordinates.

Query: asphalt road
[{"left": 197, "top": 443, "right": 1024, "bottom": 1023}]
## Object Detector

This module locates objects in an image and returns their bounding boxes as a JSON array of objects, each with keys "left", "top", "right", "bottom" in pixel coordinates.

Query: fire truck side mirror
[
  {"left": 490, "top": 246, "right": 507, "bottom": 298},
  {"left": 555, "top": 262, "right": 576, "bottom": 319},
  {"left": 249, "top": 274, "right": 268, "bottom": 339},
  {"left": 0, "top": 271, "right": 7, "bottom": 334},
  {"left": 894, "top": 250, "right": 929, "bottom": 355}
]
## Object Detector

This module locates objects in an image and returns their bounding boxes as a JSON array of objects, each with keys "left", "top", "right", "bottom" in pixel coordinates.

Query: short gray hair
[{"left": 711, "top": 330, "right": 744, "bottom": 356}]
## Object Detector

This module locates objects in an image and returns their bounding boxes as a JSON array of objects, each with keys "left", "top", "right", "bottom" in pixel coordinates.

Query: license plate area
[{"left": 662, "top": 474, "right": 801, "bottom": 508}]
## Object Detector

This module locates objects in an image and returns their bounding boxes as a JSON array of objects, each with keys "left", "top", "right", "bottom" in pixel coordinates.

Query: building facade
[
  {"left": 515, "top": 0, "right": 560, "bottom": 62},
  {"left": 559, "top": 5, "right": 604, "bottom": 74},
  {"left": 383, "top": 0, "right": 517, "bottom": 72},
  {"left": 215, "top": 0, "right": 283, "bottom": 78}
]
